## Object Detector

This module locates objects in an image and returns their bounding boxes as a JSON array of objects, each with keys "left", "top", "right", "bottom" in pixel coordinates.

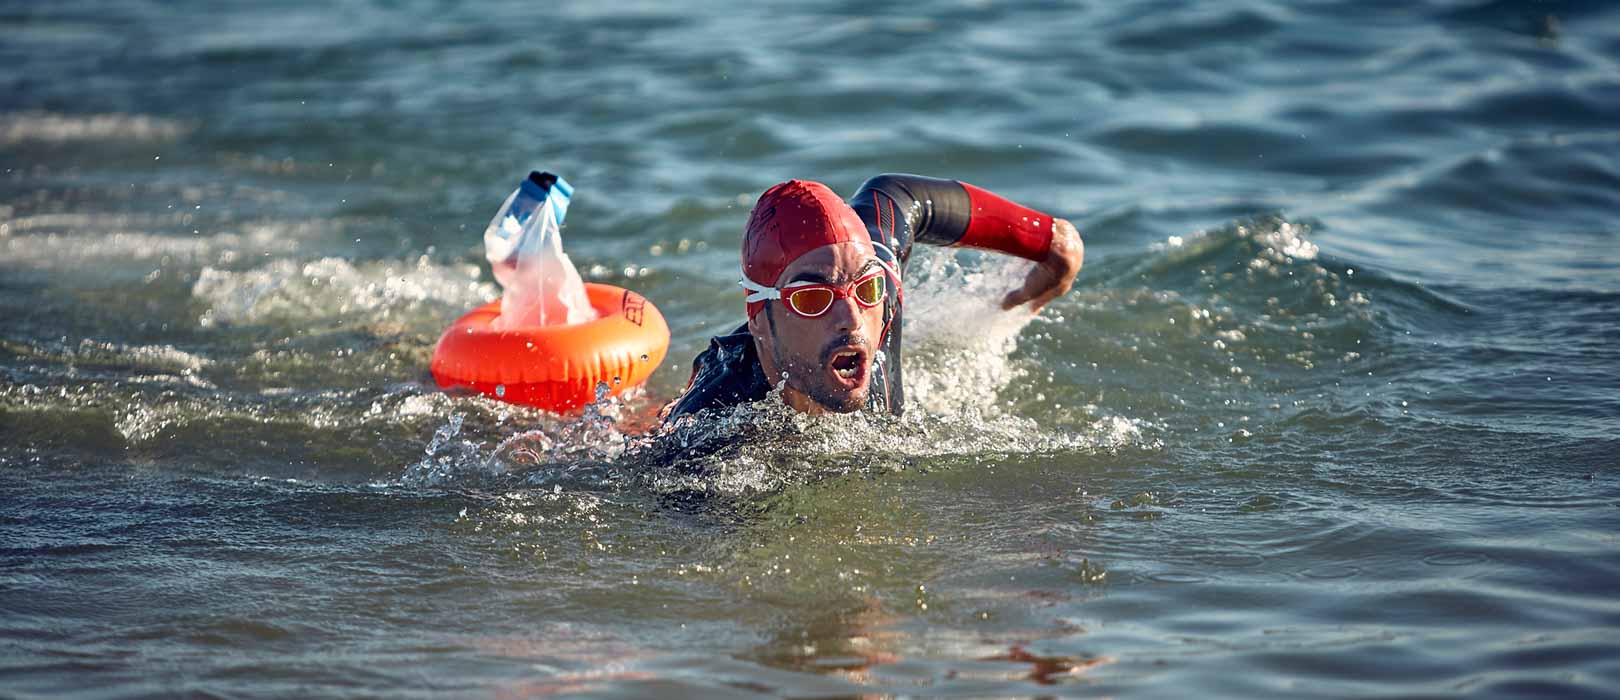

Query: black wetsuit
[{"left": 664, "top": 173, "right": 991, "bottom": 422}]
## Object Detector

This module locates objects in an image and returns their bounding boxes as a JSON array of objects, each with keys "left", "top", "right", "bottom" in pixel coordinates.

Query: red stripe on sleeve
[{"left": 956, "top": 182, "right": 1053, "bottom": 262}]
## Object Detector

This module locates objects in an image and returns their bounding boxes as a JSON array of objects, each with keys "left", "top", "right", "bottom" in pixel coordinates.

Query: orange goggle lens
[
  {"left": 785, "top": 288, "right": 836, "bottom": 316},
  {"left": 852, "top": 273, "right": 885, "bottom": 306}
]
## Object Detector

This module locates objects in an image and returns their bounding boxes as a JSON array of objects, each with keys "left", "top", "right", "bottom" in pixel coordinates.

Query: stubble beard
[
  {"left": 769, "top": 339, "right": 866, "bottom": 413},
  {"left": 765, "top": 308, "right": 867, "bottom": 413}
]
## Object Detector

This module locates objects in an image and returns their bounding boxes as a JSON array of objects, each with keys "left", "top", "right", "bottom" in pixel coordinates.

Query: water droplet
[{"left": 495, "top": 384, "right": 505, "bottom": 397}]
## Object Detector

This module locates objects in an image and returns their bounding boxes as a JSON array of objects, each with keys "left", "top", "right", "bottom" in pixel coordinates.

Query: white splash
[{"left": 900, "top": 247, "right": 1042, "bottom": 416}]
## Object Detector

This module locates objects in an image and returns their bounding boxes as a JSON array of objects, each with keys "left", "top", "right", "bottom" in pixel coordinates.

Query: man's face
[{"left": 750, "top": 242, "right": 887, "bottom": 413}]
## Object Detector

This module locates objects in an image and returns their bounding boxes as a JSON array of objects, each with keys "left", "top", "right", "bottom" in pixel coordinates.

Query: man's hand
[{"left": 1001, "top": 218, "right": 1083, "bottom": 312}]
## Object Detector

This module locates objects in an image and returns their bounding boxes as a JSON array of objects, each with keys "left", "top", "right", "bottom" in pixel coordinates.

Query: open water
[{"left": 4, "top": 1, "right": 1619, "bottom": 697}]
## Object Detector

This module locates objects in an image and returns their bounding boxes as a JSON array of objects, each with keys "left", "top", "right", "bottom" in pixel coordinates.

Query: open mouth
[
  {"left": 831, "top": 350, "right": 863, "bottom": 380},
  {"left": 818, "top": 336, "right": 872, "bottom": 393}
]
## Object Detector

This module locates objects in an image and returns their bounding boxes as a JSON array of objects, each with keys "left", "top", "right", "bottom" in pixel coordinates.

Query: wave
[
  {"left": 190, "top": 256, "right": 495, "bottom": 329},
  {"left": 0, "top": 112, "right": 188, "bottom": 145},
  {"left": 1, "top": 216, "right": 309, "bottom": 270},
  {"left": 0, "top": 213, "right": 1510, "bottom": 501}
]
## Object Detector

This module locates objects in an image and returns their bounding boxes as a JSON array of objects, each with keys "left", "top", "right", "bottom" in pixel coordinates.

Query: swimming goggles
[{"left": 740, "top": 270, "right": 888, "bottom": 318}]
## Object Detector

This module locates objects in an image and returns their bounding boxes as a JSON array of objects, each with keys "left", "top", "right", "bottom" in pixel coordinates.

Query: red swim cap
[{"left": 741, "top": 180, "right": 874, "bottom": 318}]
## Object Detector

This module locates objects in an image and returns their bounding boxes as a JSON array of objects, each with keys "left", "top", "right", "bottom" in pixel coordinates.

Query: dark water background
[{"left": 4, "top": 1, "right": 1620, "bottom": 697}]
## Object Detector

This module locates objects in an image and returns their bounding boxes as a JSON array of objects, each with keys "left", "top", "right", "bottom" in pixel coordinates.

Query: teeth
[{"left": 831, "top": 352, "right": 860, "bottom": 380}]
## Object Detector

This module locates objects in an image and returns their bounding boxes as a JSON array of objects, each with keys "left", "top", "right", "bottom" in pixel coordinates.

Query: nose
[{"left": 825, "top": 293, "right": 860, "bottom": 331}]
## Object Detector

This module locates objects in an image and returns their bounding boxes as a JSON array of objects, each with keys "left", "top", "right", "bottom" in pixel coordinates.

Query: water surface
[{"left": 4, "top": 1, "right": 1620, "bottom": 697}]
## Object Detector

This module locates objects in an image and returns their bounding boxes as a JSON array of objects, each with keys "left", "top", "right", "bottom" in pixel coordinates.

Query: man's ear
[
  {"left": 747, "top": 303, "right": 775, "bottom": 340},
  {"left": 749, "top": 305, "right": 779, "bottom": 374}
]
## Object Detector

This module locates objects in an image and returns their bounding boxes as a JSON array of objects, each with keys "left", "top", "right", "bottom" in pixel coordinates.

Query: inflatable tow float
[
  {"left": 430, "top": 171, "right": 669, "bottom": 412},
  {"left": 430, "top": 283, "right": 668, "bottom": 412}
]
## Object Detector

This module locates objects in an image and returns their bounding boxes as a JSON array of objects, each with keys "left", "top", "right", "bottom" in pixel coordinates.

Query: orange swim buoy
[{"left": 431, "top": 283, "right": 670, "bottom": 412}]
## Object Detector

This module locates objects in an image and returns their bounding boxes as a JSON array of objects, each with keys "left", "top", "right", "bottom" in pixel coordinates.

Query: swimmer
[{"left": 663, "top": 174, "right": 1083, "bottom": 420}]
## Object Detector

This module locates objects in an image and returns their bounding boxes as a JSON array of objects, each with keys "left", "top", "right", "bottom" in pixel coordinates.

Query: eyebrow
[{"left": 787, "top": 260, "right": 881, "bottom": 286}]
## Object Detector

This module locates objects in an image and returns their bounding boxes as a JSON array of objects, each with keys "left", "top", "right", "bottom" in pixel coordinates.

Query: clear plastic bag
[{"left": 483, "top": 171, "right": 597, "bottom": 329}]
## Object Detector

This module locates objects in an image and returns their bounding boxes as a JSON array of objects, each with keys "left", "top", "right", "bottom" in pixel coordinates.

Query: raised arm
[{"left": 849, "top": 173, "right": 1083, "bottom": 311}]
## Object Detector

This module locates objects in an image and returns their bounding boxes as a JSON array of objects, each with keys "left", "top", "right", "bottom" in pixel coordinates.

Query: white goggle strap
[
  {"left": 738, "top": 276, "right": 779, "bottom": 303},
  {"left": 740, "top": 276, "right": 825, "bottom": 304}
]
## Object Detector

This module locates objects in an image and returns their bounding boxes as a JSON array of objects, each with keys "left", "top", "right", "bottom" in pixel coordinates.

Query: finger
[
  {"left": 1024, "top": 283, "right": 1066, "bottom": 313},
  {"left": 1001, "top": 269, "right": 1051, "bottom": 310},
  {"left": 1000, "top": 287, "right": 1033, "bottom": 310}
]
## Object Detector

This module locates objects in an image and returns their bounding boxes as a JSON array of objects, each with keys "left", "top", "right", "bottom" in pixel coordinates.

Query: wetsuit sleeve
[{"left": 849, "top": 173, "right": 1055, "bottom": 264}]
